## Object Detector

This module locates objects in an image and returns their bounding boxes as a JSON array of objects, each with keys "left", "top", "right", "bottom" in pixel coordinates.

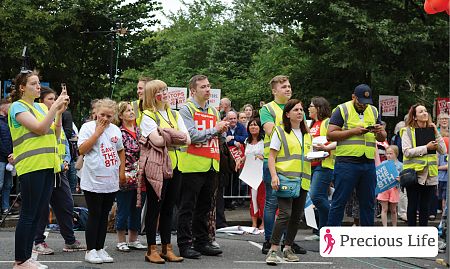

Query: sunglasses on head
[{"left": 20, "top": 69, "right": 32, "bottom": 74}]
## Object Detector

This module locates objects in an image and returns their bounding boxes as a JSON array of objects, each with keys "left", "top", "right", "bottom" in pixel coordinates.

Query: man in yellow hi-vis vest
[
  {"left": 177, "top": 75, "right": 229, "bottom": 259},
  {"left": 327, "top": 84, "right": 387, "bottom": 226}
]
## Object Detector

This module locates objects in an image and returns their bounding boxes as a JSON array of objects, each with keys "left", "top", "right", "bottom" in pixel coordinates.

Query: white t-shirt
[
  {"left": 270, "top": 128, "right": 303, "bottom": 151},
  {"left": 245, "top": 140, "right": 264, "bottom": 157},
  {"left": 140, "top": 110, "right": 188, "bottom": 137},
  {"left": 78, "top": 121, "right": 124, "bottom": 193}
]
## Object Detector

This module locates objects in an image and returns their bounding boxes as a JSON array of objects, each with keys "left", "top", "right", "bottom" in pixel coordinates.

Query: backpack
[{"left": 73, "top": 207, "right": 89, "bottom": 231}]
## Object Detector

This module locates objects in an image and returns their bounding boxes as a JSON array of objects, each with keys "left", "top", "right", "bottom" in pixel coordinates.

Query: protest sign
[
  {"left": 375, "top": 160, "right": 399, "bottom": 195},
  {"left": 187, "top": 112, "right": 219, "bottom": 160},
  {"left": 167, "top": 87, "right": 187, "bottom": 110},
  {"left": 436, "top": 97, "right": 450, "bottom": 116},
  {"left": 379, "top": 95, "right": 399, "bottom": 117}
]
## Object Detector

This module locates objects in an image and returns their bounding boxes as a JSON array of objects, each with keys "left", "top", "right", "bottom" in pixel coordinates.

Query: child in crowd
[
  {"left": 377, "top": 145, "right": 403, "bottom": 226},
  {"left": 78, "top": 98, "right": 125, "bottom": 264}
]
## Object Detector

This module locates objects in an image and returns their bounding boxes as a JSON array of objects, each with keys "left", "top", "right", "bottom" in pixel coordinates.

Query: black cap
[{"left": 354, "top": 84, "right": 373, "bottom": 104}]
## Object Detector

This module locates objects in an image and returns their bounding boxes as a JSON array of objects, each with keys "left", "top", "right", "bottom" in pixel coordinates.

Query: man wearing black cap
[{"left": 326, "top": 84, "right": 387, "bottom": 226}]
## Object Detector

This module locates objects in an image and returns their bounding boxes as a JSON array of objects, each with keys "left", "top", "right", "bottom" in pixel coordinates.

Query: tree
[{"left": 0, "top": 0, "right": 161, "bottom": 123}]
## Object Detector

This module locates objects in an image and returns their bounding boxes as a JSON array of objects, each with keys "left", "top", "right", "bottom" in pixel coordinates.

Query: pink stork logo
[{"left": 323, "top": 229, "right": 336, "bottom": 255}]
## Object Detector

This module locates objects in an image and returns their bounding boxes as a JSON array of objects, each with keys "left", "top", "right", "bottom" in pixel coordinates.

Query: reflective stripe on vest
[
  {"left": 9, "top": 101, "right": 61, "bottom": 176},
  {"left": 262, "top": 101, "right": 284, "bottom": 158},
  {"left": 177, "top": 100, "right": 220, "bottom": 173},
  {"left": 142, "top": 108, "right": 180, "bottom": 169},
  {"left": 335, "top": 101, "right": 377, "bottom": 159},
  {"left": 320, "top": 118, "right": 335, "bottom": 169},
  {"left": 401, "top": 127, "right": 438, "bottom": 177},
  {"left": 274, "top": 126, "right": 312, "bottom": 191},
  {"left": 133, "top": 100, "right": 143, "bottom": 126}
]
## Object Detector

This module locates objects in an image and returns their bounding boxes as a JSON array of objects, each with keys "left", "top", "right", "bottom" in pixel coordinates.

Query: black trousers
[
  {"left": 145, "top": 169, "right": 181, "bottom": 245},
  {"left": 177, "top": 171, "right": 217, "bottom": 248},
  {"left": 406, "top": 183, "right": 435, "bottom": 226},
  {"left": 84, "top": 190, "right": 116, "bottom": 250}
]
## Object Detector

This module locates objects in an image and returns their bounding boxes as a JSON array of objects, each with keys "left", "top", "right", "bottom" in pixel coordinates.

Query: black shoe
[
  {"left": 179, "top": 246, "right": 201, "bottom": 259},
  {"left": 291, "top": 242, "right": 307, "bottom": 254},
  {"left": 194, "top": 243, "right": 223, "bottom": 256},
  {"left": 262, "top": 240, "right": 271, "bottom": 254}
]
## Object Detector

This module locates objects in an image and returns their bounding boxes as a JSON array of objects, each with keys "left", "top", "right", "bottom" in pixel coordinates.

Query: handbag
[
  {"left": 273, "top": 173, "right": 301, "bottom": 198},
  {"left": 399, "top": 168, "right": 418, "bottom": 189}
]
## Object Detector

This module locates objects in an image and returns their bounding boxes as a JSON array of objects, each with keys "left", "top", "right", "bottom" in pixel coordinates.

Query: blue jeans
[
  {"left": 15, "top": 169, "right": 54, "bottom": 262},
  {"left": 115, "top": 189, "right": 142, "bottom": 231},
  {"left": 327, "top": 161, "right": 376, "bottom": 226},
  {"left": 263, "top": 159, "right": 278, "bottom": 242},
  {"left": 309, "top": 165, "right": 333, "bottom": 230},
  {"left": 34, "top": 171, "right": 76, "bottom": 245},
  {"left": 0, "top": 162, "right": 13, "bottom": 210}
]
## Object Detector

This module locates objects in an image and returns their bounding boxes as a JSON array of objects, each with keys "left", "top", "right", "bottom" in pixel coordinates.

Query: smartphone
[
  {"left": 61, "top": 83, "right": 67, "bottom": 91},
  {"left": 366, "top": 125, "right": 376, "bottom": 131}
]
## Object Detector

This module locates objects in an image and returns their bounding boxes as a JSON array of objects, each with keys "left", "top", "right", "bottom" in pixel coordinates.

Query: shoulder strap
[{"left": 142, "top": 110, "right": 160, "bottom": 126}]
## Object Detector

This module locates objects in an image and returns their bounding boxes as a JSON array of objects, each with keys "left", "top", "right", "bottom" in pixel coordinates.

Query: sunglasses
[{"left": 20, "top": 69, "right": 32, "bottom": 74}]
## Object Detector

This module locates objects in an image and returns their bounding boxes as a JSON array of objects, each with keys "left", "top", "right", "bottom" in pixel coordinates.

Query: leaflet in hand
[
  {"left": 306, "top": 151, "right": 329, "bottom": 160},
  {"left": 312, "top": 136, "right": 328, "bottom": 145}
]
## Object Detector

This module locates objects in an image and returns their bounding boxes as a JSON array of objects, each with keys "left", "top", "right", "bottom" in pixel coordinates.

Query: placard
[
  {"left": 379, "top": 95, "right": 399, "bottom": 117},
  {"left": 375, "top": 160, "right": 400, "bottom": 195},
  {"left": 167, "top": 87, "right": 187, "bottom": 110}
]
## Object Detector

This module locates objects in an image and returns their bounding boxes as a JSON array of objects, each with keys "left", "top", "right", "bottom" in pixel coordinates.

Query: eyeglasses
[{"left": 156, "top": 88, "right": 168, "bottom": 94}]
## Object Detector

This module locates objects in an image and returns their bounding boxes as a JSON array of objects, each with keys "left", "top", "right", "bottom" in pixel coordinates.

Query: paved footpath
[{"left": 0, "top": 227, "right": 447, "bottom": 269}]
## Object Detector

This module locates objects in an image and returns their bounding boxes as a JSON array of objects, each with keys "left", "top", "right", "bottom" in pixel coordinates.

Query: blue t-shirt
[
  {"left": 438, "top": 153, "right": 448, "bottom": 182},
  {"left": 9, "top": 101, "right": 46, "bottom": 128}
]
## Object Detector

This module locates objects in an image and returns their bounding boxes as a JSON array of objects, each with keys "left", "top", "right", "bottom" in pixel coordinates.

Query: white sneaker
[
  {"left": 84, "top": 249, "right": 103, "bottom": 264},
  {"left": 13, "top": 259, "right": 39, "bottom": 269},
  {"left": 31, "top": 260, "right": 48, "bottom": 269},
  {"left": 128, "top": 240, "right": 147, "bottom": 250},
  {"left": 304, "top": 234, "right": 320, "bottom": 241},
  {"left": 98, "top": 248, "right": 114, "bottom": 263}
]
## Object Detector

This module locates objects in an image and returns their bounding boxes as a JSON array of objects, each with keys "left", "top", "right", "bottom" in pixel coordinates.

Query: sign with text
[
  {"left": 167, "top": 87, "right": 187, "bottom": 110},
  {"left": 375, "top": 160, "right": 399, "bottom": 195},
  {"left": 187, "top": 112, "right": 219, "bottom": 160},
  {"left": 379, "top": 95, "right": 398, "bottom": 117},
  {"left": 228, "top": 145, "right": 245, "bottom": 169},
  {"left": 209, "top": 89, "right": 221, "bottom": 110},
  {"left": 436, "top": 97, "right": 450, "bottom": 116}
]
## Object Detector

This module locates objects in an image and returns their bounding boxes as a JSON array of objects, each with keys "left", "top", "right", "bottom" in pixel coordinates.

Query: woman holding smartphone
[
  {"left": 9, "top": 70, "right": 69, "bottom": 269},
  {"left": 401, "top": 104, "right": 446, "bottom": 227}
]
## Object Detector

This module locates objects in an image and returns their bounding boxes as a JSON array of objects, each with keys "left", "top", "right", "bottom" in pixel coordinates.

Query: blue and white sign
[{"left": 375, "top": 160, "right": 399, "bottom": 195}]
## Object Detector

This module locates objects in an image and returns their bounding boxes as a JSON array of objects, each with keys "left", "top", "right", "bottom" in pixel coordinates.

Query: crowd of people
[{"left": 0, "top": 71, "right": 448, "bottom": 268}]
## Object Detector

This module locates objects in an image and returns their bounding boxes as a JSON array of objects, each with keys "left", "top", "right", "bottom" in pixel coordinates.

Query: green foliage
[{"left": 0, "top": 0, "right": 161, "bottom": 124}]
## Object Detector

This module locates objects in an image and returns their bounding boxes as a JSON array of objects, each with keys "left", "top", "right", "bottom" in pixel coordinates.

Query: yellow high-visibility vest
[
  {"left": 274, "top": 126, "right": 312, "bottom": 191},
  {"left": 320, "top": 118, "right": 335, "bottom": 169},
  {"left": 400, "top": 127, "right": 438, "bottom": 177},
  {"left": 178, "top": 101, "right": 220, "bottom": 173},
  {"left": 132, "top": 99, "right": 143, "bottom": 126},
  {"left": 142, "top": 108, "right": 180, "bottom": 169},
  {"left": 335, "top": 101, "right": 377, "bottom": 159},
  {"left": 8, "top": 100, "right": 61, "bottom": 176},
  {"left": 261, "top": 101, "right": 284, "bottom": 158}
]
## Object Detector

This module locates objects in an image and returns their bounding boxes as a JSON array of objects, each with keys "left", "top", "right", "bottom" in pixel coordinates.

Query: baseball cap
[{"left": 354, "top": 84, "right": 373, "bottom": 104}]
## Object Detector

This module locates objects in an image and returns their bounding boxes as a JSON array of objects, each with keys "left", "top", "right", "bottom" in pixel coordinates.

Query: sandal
[{"left": 116, "top": 242, "right": 130, "bottom": 252}]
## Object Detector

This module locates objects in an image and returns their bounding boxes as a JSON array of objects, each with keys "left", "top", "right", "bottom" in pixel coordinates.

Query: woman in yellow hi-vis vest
[
  {"left": 9, "top": 70, "right": 69, "bottom": 269},
  {"left": 32, "top": 87, "right": 85, "bottom": 255},
  {"left": 140, "top": 80, "right": 190, "bottom": 264},
  {"left": 265, "top": 99, "right": 312, "bottom": 265},
  {"left": 401, "top": 104, "right": 446, "bottom": 227}
]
